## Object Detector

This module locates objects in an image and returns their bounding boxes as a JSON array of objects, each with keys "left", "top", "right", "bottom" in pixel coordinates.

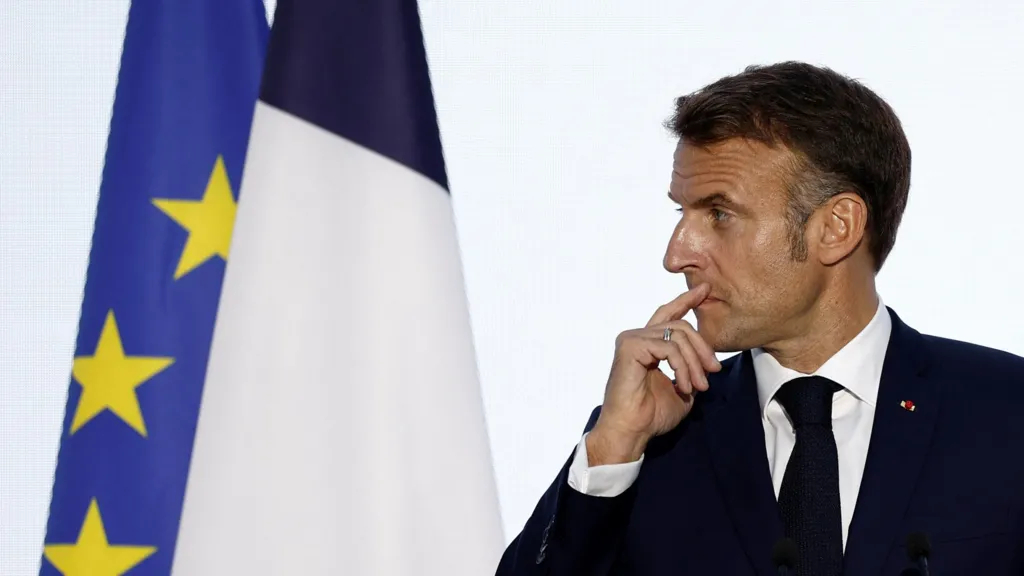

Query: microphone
[
  {"left": 906, "top": 532, "right": 931, "bottom": 576},
  {"left": 771, "top": 537, "right": 798, "bottom": 575}
]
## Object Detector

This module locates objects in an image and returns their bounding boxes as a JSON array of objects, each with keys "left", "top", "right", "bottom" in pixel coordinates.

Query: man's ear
[{"left": 813, "top": 193, "right": 867, "bottom": 266}]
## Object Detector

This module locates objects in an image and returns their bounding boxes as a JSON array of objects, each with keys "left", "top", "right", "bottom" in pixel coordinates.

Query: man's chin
[
  {"left": 694, "top": 325, "right": 725, "bottom": 352},
  {"left": 695, "top": 321, "right": 746, "bottom": 354}
]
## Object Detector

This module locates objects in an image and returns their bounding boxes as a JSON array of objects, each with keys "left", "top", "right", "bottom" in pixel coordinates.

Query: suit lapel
[
  {"left": 703, "top": 351, "right": 784, "bottom": 576},
  {"left": 843, "top": 308, "right": 939, "bottom": 576}
]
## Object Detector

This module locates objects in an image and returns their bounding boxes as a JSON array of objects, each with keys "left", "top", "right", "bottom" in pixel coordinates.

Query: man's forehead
[
  {"left": 669, "top": 137, "right": 798, "bottom": 207},
  {"left": 672, "top": 138, "right": 796, "bottom": 184}
]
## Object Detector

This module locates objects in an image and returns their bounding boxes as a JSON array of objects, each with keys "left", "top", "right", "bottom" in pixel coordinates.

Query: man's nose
[{"left": 663, "top": 220, "right": 707, "bottom": 273}]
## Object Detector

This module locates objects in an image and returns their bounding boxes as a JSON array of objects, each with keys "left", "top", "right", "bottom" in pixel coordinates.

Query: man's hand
[{"left": 587, "top": 283, "right": 722, "bottom": 466}]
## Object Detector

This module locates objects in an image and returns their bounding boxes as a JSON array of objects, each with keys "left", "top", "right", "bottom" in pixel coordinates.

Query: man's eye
[
  {"left": 675, "top": 207, "right": 684, "bottom": 214},
  {"left": 711, "top": 208, "right": 729, "bottom": 221}
]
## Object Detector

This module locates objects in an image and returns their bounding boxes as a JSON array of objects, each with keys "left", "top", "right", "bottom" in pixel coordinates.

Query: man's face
[{"left": 665, "top": 138, "right": 825, "bottom": 352}]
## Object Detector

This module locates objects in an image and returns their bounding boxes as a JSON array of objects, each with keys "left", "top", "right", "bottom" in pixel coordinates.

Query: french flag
[{"left": 171, "top": 0, "right": 504, "bottom": 573}]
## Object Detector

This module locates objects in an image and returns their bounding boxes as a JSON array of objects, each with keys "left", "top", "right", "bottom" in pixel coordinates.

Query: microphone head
[
  {"left": 772, "top": 537, "right": 798, "bottom": 570},
  {"left": 905, "top": 532, "right": 931, "bottom": 561}
]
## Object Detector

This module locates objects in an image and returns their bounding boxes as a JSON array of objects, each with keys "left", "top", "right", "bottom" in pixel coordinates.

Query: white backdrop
[{"left": 2, "top": 1, "right": 1023, "bottom": 574}]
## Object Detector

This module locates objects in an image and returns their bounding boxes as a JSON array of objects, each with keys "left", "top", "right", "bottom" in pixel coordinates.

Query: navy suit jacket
[{"left": 497, "top": 308, "right": 1024, "bottom": 575}]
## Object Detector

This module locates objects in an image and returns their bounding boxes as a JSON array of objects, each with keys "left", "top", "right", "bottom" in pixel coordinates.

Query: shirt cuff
[{"left": 566, "top": 432, "right": 644, "bottom": 497}]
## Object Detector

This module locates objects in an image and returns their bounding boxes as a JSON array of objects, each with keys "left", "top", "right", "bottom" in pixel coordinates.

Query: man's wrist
[{"left": 586, "top": 426, "right": 648, "bottom": 466}]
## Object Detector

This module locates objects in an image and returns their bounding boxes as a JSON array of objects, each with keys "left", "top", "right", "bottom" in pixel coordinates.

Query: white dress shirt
[{"left": 567, "top": 296, "right": 892, "bottom": 549}]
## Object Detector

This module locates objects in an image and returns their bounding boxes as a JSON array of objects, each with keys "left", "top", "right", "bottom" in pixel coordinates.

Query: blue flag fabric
[
  {"left": 40, "top": 2, "right": 268, "bottom": 574},
  {"left": 259, "top": 0, "right": 449, "bottom": 191}
]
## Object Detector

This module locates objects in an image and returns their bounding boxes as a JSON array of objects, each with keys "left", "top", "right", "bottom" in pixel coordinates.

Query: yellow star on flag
[
  {"left": 70, "top": 310, "right": 174, "bottom": 436},
  {"left": 43, "top": 499, "right": 156, "bottom": 576},
  {"left": 153, "top": 154, "right": 238, "bottom": 280}
]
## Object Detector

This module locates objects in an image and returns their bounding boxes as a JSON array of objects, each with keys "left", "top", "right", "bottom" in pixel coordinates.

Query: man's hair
[{"left": 666, "top": 61, "right": 911, "bottom": 270}]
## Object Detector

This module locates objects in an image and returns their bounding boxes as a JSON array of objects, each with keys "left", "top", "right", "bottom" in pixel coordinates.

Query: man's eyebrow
[
  {"left": 692, "top": 192, "right": 739, "bottom": 208},
  {"left": 667, "top": 191, "right": 741, "bottom": 208}
]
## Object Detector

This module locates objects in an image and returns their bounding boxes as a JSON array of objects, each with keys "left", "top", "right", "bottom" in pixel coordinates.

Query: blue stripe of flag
[{"left": 260, "top": 0, "right": 449, "bottom": 191}]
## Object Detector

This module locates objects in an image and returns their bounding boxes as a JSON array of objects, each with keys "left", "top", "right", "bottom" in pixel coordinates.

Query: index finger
[{"left": 646, "top": 283, "right": 711, "bottom": 327}]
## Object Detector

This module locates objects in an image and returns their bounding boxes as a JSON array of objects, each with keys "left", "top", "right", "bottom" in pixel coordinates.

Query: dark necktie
[{"left": 775, "top": 375, "right": 844, "bottom": 576}]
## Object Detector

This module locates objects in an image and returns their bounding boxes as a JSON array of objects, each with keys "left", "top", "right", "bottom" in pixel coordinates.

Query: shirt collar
[{"left": 751, "top": 295, "right": 892, "bottom": 417}]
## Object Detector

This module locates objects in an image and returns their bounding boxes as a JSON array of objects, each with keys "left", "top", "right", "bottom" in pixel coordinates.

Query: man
[{"left": 496, "top": 62, "right": 1024, "bottom": 575}]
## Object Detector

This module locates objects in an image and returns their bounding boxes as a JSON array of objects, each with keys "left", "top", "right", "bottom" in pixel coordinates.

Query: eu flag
[{"left": 40, "top": 2, "right": 268, "bottom": 574}]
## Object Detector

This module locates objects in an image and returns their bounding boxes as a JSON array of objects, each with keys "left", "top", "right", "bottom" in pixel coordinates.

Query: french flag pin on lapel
[{"left": 900, "top": 400, "right": 917, "bottom": 412}]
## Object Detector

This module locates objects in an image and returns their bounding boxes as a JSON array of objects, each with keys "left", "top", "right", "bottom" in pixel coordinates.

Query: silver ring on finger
[{"left": 663, "top": 327, "right": 673, "bottom": 341}]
